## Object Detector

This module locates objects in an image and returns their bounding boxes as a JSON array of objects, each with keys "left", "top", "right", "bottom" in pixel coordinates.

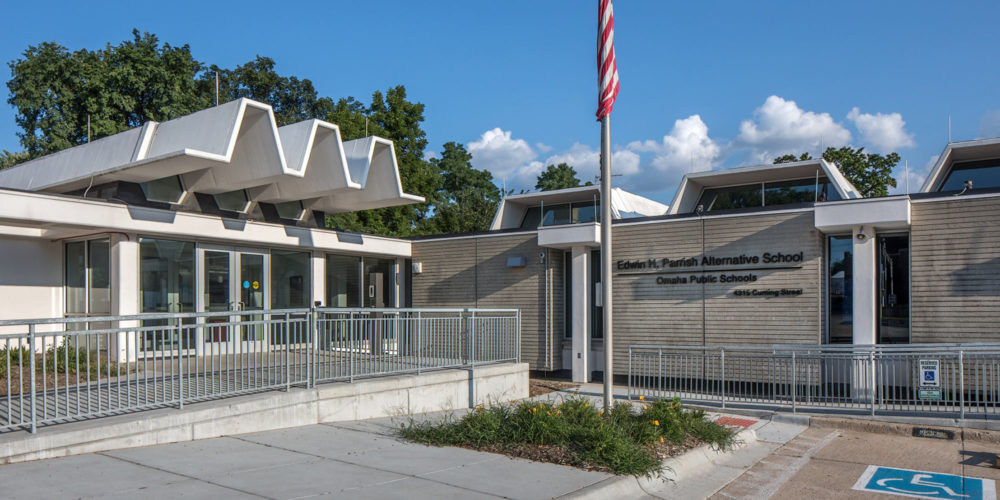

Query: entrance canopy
[{"left": 0, "top": 98, "right": 423, "bottom": 214}]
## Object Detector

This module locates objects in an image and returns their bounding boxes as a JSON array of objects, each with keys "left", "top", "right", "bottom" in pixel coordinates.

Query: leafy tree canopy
[
  {"left": 535, "top": 163, "right": 584, "bottom": 191},
  {"left": 6, "top": 31, "right": 500, "bottom": 236},
  {"left": 7, "top": 30, "right": 206, "bottom": 158},
  {"left": 424, "top": 142, "right": 501, "bottom": 234},
  {"left": 772, "top": 146, "right": 899, "bottom": 198}
]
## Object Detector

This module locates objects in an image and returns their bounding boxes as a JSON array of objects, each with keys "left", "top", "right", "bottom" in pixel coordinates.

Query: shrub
[{"left": 400, "top": 396, "right": 734, "bottom": 476}]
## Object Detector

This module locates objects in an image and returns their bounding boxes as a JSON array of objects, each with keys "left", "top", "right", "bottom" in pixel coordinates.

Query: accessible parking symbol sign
[{"left": 853, "top": 465, "right": 996, "bottom": 499}]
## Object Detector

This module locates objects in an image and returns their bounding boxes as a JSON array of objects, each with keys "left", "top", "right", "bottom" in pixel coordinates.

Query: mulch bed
[
  {"left": 529, "top": 378, "right": 581, "bottom": 397},
  {"left": 460, "top": 435, "right": 703, "bottom": 474}
]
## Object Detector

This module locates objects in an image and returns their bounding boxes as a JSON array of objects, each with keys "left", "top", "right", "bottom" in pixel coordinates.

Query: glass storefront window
[
  {"left": 64, "top": 238, "right": 111, "bottom": 318},
  {"left": 541, "top": 204, "right": 572, "bottom": 226},
  {"left": 878, "top": 234, "right": 910, "bottom": 344},
  {"left": 65, "top": 241, "right": 87, "bottom": 316},
  {"left": 698, "top": 184, "right": 763, "bottom": 211},
  {"left": 140, "top": 175, "right": 185, "bottom": 204},
  {"left": 698, "top": 177, "right": 841, "bottom": 213},
  {"left": 139, "top": 237, "right": 196, "bottom": 350},
  {"left": 827, "top": 236, "right": 853, "bottom": 344},
  {"left": 940, "top": 159, "right": 1000, "bottom": 192},
  {"left": 271, "top": 249, "right": 311, "bottom": 308},
  {"left": 326, "top": 255, "right": 361, "bottom": 307}
]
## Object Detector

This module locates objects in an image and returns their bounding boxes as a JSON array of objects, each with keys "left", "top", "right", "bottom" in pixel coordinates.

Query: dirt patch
[{"left": 529, "top": 378, "right": 581, "bottom": 397}]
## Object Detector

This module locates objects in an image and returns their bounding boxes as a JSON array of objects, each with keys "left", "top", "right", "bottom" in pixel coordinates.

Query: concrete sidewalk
[
  {"left": 0, "top": 416, "right": 615, "bottom": 500},
  {"left": 0, "top": 382, "right": 817, "bottom": 499}
]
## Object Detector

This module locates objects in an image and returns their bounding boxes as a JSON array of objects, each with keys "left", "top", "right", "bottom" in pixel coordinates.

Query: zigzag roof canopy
[{"left": 0, "top": 98, "right": 424, "bottom": 213}]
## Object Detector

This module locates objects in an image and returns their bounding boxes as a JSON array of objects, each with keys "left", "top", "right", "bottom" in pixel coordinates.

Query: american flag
[{"left": 596, "top": 0, "right": 620, "bottom": 120}]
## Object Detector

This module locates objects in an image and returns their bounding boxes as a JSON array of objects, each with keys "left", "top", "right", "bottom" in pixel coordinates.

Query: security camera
[
  {"left": 856, "top": 227, "right": 866, "bottom": 240},
  {"left": 538, "top": 251, "right": 546, "bottom": 262}
]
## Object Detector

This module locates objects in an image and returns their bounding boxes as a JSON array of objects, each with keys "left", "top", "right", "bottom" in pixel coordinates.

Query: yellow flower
[
  {"left": 638, "top": 395, "right": 645, "bottom": 401},
  {"left": 659, "top": 436, "right": 664, "bottom": 443},
  {"left": 599, "top": 410, "right": 605, "bottom": 415},
  {"left": 652, "top": 420, "right": 659, "bottom": 426}
]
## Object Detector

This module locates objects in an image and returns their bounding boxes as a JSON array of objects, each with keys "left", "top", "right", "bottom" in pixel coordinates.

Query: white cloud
[
  {"left": 847, "top": 107, "right": 915, "bottom": 153},
  {"left": 979, "top": 109, "right": 1000, "bottom": 139},
  {"left": 468, "top": 128, "right": 541, "bottom": 187},
  {"left": 538, "top": 143, "right": 641, "bottom": 185},
  {"left": 736, "top": 95, "right": 851, "bottom": 162},
  {"left": 889, "top": 154, "right": 937, "bottom": 195},
  {"left": 535, "top": 142, "right": 553, "bottom": 153},
  {"left": 627, "top": 115, "right": 721, "bottom": 173}
]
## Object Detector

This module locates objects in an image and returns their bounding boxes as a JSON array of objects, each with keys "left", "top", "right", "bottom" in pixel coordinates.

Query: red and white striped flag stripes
[{"left": 596, "top": 0, "right": 620, "bottom": 120}]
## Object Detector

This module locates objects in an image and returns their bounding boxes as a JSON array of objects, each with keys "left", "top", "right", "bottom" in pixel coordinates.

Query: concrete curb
[
  {"left": 809, "top": 416, "right": 1000, "bottom": 444},
  {"left": 561, "top": 427, "right": 758, "bottom": 499}
]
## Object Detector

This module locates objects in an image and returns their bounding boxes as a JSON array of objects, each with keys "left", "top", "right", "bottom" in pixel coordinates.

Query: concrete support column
[
  {"left": 311, "top": 251, "right": 325, "bottom": 307},
  {"left": 851, "top": 225, "right": 877, "bottom": 401},
  {"left": 570, "top": 246, "right": 590, "bottom": 383},
  {"left": 112, "top": 234, "right": 139, "bottom": 362},
  {"left": 852, "top": 225, "right": 877, "bottom": 345}
]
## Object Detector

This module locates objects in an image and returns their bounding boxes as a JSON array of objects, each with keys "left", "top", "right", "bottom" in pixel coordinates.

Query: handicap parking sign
[{"left": 853, "top": 465, "right": 996, "bottom": 499}]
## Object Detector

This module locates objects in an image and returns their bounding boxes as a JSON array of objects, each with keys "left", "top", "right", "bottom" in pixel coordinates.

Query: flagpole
[{"left": 600, "top": 115, "right": 613, "bottom": 411}]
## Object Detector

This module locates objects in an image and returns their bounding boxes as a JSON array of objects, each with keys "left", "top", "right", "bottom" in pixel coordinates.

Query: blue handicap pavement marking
[{"left": 853, "top": 465, "right": 996, "bottom": 500}]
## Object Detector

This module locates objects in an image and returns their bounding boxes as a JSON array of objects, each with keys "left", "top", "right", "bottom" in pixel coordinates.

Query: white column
[
  {"left": 571, "top": 246, "right": 590, "bottom": 383},
  {"left": 311, "top": 251, "right": 325, "bottom": 307},
  {"left": 851, "top": 225, "right": 877, "bottom": 402},
  {"left": 852, "top": 225, "right": 877, "bottom": 345},
  {"left": 112, "top": 234, "right": 140, "bottom": 362}
]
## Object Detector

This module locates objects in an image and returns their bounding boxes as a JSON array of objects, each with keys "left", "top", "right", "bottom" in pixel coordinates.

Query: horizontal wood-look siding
[
  {"left": 911, "top": 196, "right": 1000, "bottom": 343},
  {"left": 610, "top": 212, "right": 824, "bottom": 374},
  {"left": 411, "top": 234, "right": 559, "bottom": 370}
]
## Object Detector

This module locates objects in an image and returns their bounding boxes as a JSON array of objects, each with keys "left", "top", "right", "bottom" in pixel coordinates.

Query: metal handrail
[
  {"left": 0, "top": 307, "right": 521, "bottom": 434},
  {"left": 628, "top": 343, "right": 1000, "bottom": 419}
]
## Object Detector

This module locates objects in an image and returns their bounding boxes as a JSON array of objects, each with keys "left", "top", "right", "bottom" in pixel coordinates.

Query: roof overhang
[
  {"left": 667, "top": 159, "right": 862, "bottom": 215},
  {"left": 920, "top": 137, "right": 1000, "bottom": 192}
]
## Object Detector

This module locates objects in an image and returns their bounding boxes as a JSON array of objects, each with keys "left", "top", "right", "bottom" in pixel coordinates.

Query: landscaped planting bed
[{"left": 399, "top": 396, "right": 735, "bottom": 476}]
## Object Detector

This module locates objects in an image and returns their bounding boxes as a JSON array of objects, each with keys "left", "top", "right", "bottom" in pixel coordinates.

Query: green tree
[
  {"left": 426, "top": 142, "right": 501, "bottom": 233},
  {"left": 0, "top": 150, "right": 30, "bottom": 169},
  {"left": 326, "top": 86, "right": 438, "bottom": 236},
  {"left": 772, "top": 147, "right": 899, "bottom": 197},
  {"left": 773, "top": 152, "right": 812, "bottom": 164},
  {"left": 202, "top": 56, "right": 333, "bottom": 126},
  {"left": 7, "top": 30, "right": 206, "bottom": 159},
  {"left": 535, "top": 163, "right": 582, "bottom": 191}
]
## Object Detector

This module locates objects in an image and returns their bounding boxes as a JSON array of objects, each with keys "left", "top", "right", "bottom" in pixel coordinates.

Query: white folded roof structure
[{"left": 0, "top": 98, "right": 424, "bottom": 213}]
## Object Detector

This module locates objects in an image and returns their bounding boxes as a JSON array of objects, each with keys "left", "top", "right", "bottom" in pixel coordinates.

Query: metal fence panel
[
  {"left": 628, "top": 344, "right": 1000, "bottom": 418},
  {"left": 0, "top": 307, "right": 519, "bottom": 433}
]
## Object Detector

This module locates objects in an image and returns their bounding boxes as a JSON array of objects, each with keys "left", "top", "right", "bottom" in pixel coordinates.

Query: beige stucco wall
[{"left": 0, "top": 237, "right": 63, "bottom": 330}]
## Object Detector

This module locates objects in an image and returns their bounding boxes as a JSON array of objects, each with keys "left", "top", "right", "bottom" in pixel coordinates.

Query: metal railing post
[
  {"left": 870, "top": 350, "right": 876, "bottom": 417},
  {"left": 791, "top": 350, "right": 797, "bottom": 413},
  {"left": 29, "top": 324, "right": 36, "bottom": 434},
  {"left": 177, "top": 320, "right": 183, "bottom": 409},
  {"left": 470, "top": 310, "right": 477, "bottom": 368},
  {"left": 960, "top": 350, "right": 966, "bottom": 421},
  {"left": 720, "top": 348, "right": 726, "bottom": 409},
  {"left": 516, "top": 310, "right": 521, "bottom": 364},
  {"left": 309, "top": 308, "right": 318, "bottom": 388},
  {"left": 284, "top": 313, "right": 290, "bottom": 392},
  {"left": 349, "top": 311, "right": 355, "bottom": 383},
  {"left": 627, "top": 346, "right": 632, "bottom": 400},
  {"left": 416, "top": 311, "right": 422, "bottom": 375}
]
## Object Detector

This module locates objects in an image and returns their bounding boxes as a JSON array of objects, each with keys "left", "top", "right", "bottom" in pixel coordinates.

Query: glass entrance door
[{"left": 198, "top": 246, "right": 268, "bottom": 348}]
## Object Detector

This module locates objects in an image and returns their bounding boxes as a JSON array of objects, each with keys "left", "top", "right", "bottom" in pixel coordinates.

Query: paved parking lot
[{"left": 714, "top": 425, "right": 1000, "bottom": 499}]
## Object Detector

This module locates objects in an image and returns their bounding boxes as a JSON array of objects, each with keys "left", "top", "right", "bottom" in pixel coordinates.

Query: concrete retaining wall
[{"left": 0, "top": 362, "right": 528, "bottom": 464}]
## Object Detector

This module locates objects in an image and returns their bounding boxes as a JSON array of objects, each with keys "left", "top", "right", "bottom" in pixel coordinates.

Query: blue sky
[{"left": 1, "top": 1, "right": 998, "bottom": 204}]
